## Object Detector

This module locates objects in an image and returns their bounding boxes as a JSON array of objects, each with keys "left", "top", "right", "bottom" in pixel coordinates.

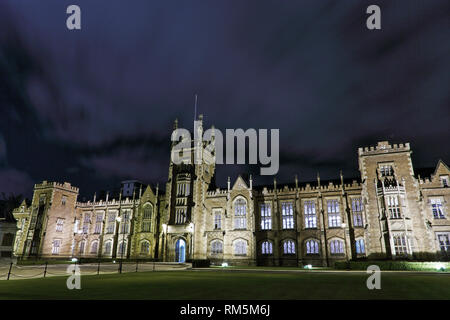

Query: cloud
[
  {"left": 0, "top": 135, "right": 6, "bottom": 164},
  {"left": 0, "top": 0, "right": 448, "bottom": 196},
  {"left": 0, "top": 168, "right": 34, "bottom": 196}
]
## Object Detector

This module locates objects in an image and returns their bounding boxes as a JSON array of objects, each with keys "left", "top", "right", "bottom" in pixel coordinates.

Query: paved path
[{"left": 0, "top": 262, "right": 191, "bottom": 280}]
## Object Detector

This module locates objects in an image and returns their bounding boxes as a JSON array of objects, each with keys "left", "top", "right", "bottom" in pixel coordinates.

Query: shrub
[
  {"left": 191, "top": 259, "right": 210, "bottom": 268},
  {"left": 335, "top": 261, "right": 450, "bottom": 271}
]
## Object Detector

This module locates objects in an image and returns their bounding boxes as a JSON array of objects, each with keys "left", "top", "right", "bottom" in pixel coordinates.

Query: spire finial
[{"left": 194, "top": 94, "right": 198, "bottom": 121}]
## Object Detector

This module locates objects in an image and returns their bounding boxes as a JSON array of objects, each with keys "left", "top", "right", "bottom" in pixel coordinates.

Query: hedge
[{"left": 335, "top": 260, "right": 449, "bottom": 271}]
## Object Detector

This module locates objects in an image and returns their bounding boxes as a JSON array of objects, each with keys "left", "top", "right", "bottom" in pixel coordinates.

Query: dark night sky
[{"left": 0, "top": 0, "right": 449, "bottom": 199}]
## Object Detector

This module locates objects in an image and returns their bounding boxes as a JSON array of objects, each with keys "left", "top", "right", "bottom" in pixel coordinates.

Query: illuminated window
[
  {"left": 94, "top": 213, "right": 103, "bottom": 234},
  {"left": 118, "top": 241, "right": 127, "bottom": 256},
  {"left": 440, "top": 175, "right": 449, "bottom": 187},
  {"left": 90, "top": 241, "right": 98, "bottom": 254},
  {"left": 327, "top": 200, "right": 341, "bottom": 227},
  {"left": 211, "top": 240, "right": 223, "bottom": 254},
  {"left": 56, "top": 218, "right": 64, "bottom": 232},
  {"left": 261, "top": 241, "right": 273, "bottom": 255},
  {"left": 140, "top": 241, "right": 150, "bottom": 254},
  {"left": 387, "top": 195, "right": 401, "bottom": 219},
  {"left": 213, "top": 210, "right": 222, "bottom": 230},
  {"left": 82, "top": 213, "right": 91, "bottom": 234},
  {"left": 431, "top": 198, "right": 445, "bottom": 219},
  {"left": 177, "top": 182, "right": 190, "bottom": 196},
  {"left": 79, "top": 241, "right": 86, "bottom": 254},
  {"left": 330, "top": 239, "right": 344, "bottom": 255},
  {"left": 260, "top": 203, "right": 272, "bottom": 230},
  {"left": 52, "top": 239, "right": 61, "bottom": 255},
  {"left": 106, "top": 213, "right": 116, "bottom": 234},
  {"left": 355, "top": 238, "right": 365, "bottom": 254},
  {"left": 393, "top": 234, "right": 408, "bottom": 255},
  {"left": 234, "top": 198, "right": 247, "bottom": 230},
  {"left": 281, "top": 202, "right": 294, "bottom": 229},
  {"left": 175, "top": 208, "right": 187, "bottom": 224},
  {"left": 234, "top": 239, "right": 247, "bottom": 256},
  {"left": 142, "top": 205, "right": 152, "bottom": 232},
  {"left": 283, "top": 240, "right": 295, "bottom": 254},
  {"left": 304, "top": 200, "right": 317, "bottom": 228},
  {"left": 104, "top": 241, "right": 112, "bottom": 255},
  {"left": 120, "top": 211, "right": 130, "bottom": 233},
  {"left": 143, "top": 205, "right": 153, "bottom": 219},
  {"left": 306, "top": 239, "right": 319, "bottom": 254},
  {"left": 437, "top": 234, "right": 450, "bottom": 254},
  {"left": 351, "top": 198, "right": 364, "bottom": 227},
  {"left": 380, "top": 165, "right": 393, "bottom": 177}
]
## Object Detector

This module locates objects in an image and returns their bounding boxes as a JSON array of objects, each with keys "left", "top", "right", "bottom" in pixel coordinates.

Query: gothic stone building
[{"left": 11, "top": 118, "right": 450, "bottom": 266}]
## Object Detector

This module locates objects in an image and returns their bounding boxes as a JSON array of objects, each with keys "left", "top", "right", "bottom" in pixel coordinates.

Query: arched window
[
  {"left": 234, "top": 198, "right": 247, "bottom": 229},
  {"left": 306, "top": 239, "right": 319, "bottom": 254},
  {"left": 234, "top": 239, "right": 247, "bottom": 256},
  {"left": 90, "top": 241, "right": 98, "bottom": 254},
  {"left": 118, "top": 241, "right": 127, "bottom": 256},
  {"left": 211, "top": 240, "right": 223, "bottom": 254},
  {"left": 140, "top": 241, "right": 150, "bottom": 254},
  {"left": 142, "top": 204, "right": 152, "bottom": 232},
  {"left": 143, "top": 204, "right": 153, "bottom": 219},
  {"left": 330, "top": 239, "right": 344, "bottom": 255},
  {"left": 104, "top": 241, "right": 112, "bottom": 254},
  {"left": 355, "top": 238, "right": 365, "bottom": 254},
  {"left": 283, "top": 240, "right": 295, "bottom": 254},
  {"left": 79, "top": 241, "right": 86, "bottom": 254},
  {"left": 261, "top": 241, "right": 273, "bottom": 255}
]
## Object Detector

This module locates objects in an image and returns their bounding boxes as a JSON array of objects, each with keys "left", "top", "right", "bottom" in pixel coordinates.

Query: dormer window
[{"left": 440, "top": 175, "right": 449, "bottom": 187}]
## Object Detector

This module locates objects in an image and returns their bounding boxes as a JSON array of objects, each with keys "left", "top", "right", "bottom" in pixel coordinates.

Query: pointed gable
[
  {"left": 141, "top": 185, "right": 155, "bottom": 200},
  {"left": 433, "top": 159, "right": 450, "bottom": 177},
  {"left": 232, "top": 175, "right": 248, "bottom": 190},
  {"left": 19, "top": 199, "right": 27, "bottom": 209},
  {"left": 432, "top": 159, "right": 450, "bottom": 186}
]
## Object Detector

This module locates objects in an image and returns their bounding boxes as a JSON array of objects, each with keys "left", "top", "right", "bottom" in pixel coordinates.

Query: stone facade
[
  {"left": 0, "top": 209, "right": 17, "bottom": 260},
  {"left": 11, "top": 118, "right": 450, "bottom": 266}
]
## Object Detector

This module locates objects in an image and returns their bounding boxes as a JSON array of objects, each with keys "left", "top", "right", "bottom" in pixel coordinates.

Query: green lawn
[{"left": 0, "top": 270, "right": 449, "bottom": 300}]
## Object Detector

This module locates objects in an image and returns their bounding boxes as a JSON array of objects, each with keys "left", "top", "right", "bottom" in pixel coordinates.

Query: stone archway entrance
[{"left": 175, "top": 238, "right": 186, "bottom": 263}]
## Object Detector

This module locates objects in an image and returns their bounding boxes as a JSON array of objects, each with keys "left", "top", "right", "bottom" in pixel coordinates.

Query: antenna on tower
[{"left": 194, "top": 94, "right": 198, "bottom": 121}]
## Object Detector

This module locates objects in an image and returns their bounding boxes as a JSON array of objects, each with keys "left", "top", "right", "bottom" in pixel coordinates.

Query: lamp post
[
  {"left": 116, "top": 216, "right": 124, "bottom": 273},
  {"left": 162, "top": 223, "right": 167, "bottom": 262},
  {"left": 76, "top": 229, "right": 83, "bottom": 262},
  {"left": 189, "top": 222, "right": 195, "bottom": 261},
  {"left": 342, "top": 223, "right": 350, "bottom": 266}
]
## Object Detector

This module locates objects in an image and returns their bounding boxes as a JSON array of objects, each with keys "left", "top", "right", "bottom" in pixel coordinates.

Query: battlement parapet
[
  {"left": 76, "top": 197, "right": 139, "bottom": 208},
  {"left": 358, "top": 141, "right": 410, "bottom": 156},
  {"left": 34, "top": 181, "right": 79, "bottom": 192},
  {"left": 206, "top": 189, "right": 228, "bottom": 197}
]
